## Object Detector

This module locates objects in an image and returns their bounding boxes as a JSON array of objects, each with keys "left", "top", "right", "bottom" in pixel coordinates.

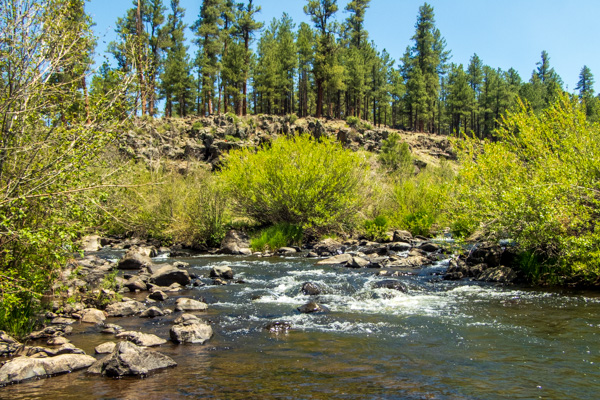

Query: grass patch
[{"left": 250, "top": 223, "right": 303, "bottom": 252}]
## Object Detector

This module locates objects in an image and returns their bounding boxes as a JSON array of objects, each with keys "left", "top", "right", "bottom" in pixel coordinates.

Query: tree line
[{"left": 91, "top": 0, "right": 599, "bottom": 136}]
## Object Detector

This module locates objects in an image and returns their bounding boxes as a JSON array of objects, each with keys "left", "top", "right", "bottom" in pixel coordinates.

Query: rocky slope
[{"left": 117, "top": 114, "right": 456, "bottom": 172}]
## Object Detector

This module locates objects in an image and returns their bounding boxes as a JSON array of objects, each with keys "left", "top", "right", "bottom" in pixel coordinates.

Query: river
[{"left": 2, "top": 252, "right": 599, "bottom": 399}]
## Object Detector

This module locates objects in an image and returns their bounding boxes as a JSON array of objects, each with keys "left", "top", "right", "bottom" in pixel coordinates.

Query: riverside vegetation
[{"left": 2, "top": 0, "right": 600, "bottom": 340}]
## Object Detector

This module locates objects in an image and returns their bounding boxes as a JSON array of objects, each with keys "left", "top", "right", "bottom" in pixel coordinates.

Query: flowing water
[{"left": 2, "top": 253, "right": 600, "bottom": 399}]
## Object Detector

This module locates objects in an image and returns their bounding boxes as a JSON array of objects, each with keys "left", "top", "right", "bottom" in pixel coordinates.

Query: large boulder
[
  {"left": 105, "top": 300, "right": 146, "bottom": 317},
  {"left": 0, "top": 354, "right": 96, "bottom": 386},
  {"left": 392, "top": 230, "right": 413, "bottom": 242},
  {"left": 150, "top": 264, "right": 191, "bottom": 287},
  {"left": 117, "top": 250, "right": 153, "bottom": 270},
  {"left": 87, "top": 341, "right": 176, "bottom": 377},
  {"left": 387, "top": 255, "right": 431, "bottom": 268},
  {"left": 175, "top": 298, "right": 208, "bottom": 312},
  {"left": 115, "top": 331, "right": 167, "bottom": 347},
  {"left": 219, "top": 230, "right": 252, "bottom": 255},
  {"left": 312, "top": 238, "right": 344, "bottom": 256},
  {"left": 170, "top": 320, "right": 213, "bottom": 344},
  {"left": 81, "top": 308, "right": 107, "bottom": 324}
]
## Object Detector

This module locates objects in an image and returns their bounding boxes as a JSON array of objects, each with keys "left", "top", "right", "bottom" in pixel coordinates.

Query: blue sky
[{"left": 87, "top": 0, "right": 600, "bottom": 92}]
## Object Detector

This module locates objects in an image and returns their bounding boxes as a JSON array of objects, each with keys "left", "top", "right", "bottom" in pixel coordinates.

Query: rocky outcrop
[
  {"left": 88, "top": 341, "right": 176, "bottom": 377},
  {"left": 0, "top": 354, "right": 96, "bottom": 386}
]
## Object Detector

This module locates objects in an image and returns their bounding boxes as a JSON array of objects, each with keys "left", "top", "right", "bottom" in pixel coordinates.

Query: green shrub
[
  {"left": 250, "top": 223, "right": 303, "bottom": 252},
  {"left": 225, "top": 134, "right": 240, "bottom": 142},
  {"left": 102, "top": 165, "right": 229, "bottom": 248},
  {"left": 378, "top": 133, "right": 413, "bottom": 174},
  {"left": 363, "top": 216, "right": 389, "bottom": 241},
  {"left": 192, "top": 121, "right": 204, "bottom": 131},
  {"left": 346, "top": 116, "right": 359, "bottom": 127},
  {"left": 220, "top": 134, "right": 370, "bottom": 233},
  {"left": 386, "top": 163, "right": 454, "bottom": 237},
  {"left": 451, "top": 95, "right": 600, "bottom": 284}
]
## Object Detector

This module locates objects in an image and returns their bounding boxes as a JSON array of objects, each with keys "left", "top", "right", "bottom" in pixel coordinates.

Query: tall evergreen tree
[
  {"left": 297, "top": 22, "right": 315, "bottom": 117},
  {"left": 576, "top": 65, "right": 595, "bottom": 99},
  {"left": 304, "top": 0, "right": 339, "bottom": 118},
  {"left": 161, "top": 0, "right": 195, "bottom": 117},
  {"left": 235, "top": 0, "right": 263, "bottom": 115},
  {"left": 192, "top": 0, "right": 223, "bottom": 115}
]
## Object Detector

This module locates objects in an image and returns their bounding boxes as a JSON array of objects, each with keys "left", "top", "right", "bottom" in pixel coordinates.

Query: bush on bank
[
  {"left": 219, "top": 134, "right": 370, "bottom": 235},
  {"left": 451, "top": 95, "right": 600, "bottom": 285}
]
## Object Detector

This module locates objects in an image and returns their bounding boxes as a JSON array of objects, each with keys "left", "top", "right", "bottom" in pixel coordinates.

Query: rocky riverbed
[{"left": 0, "top": 229, "right": 522, "bottom": 389}]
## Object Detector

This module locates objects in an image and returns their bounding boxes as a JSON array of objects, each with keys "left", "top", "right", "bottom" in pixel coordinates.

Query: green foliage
[
  {"left": 378, "top": 133, "right": 413, "bottom": 173},
  {"left": 346, "top": 116, "right": 360, "bottom": 127},
  {"left": 363, "top": 215, "right": 389, "bottom": 241},
  {"left": 192, "top": 121, "right": 204, "bottom": 131},
  {"left": 250, "top": 223, "right": 303, "bottom": 252},
  {"left": 220, "top": 134, "right": 369, "bottom": 233},
  {"left": 225, "top": 134, "right": 241, "bottom": 142},
  {"left": 103, "top": 165, "right": 229, "bottom": 248},
  {"left": 451, "top": 95, "right": 600, "bottom": 284},
  {"left": 386, "top": 163, "right": 454, "bottom": 237}
]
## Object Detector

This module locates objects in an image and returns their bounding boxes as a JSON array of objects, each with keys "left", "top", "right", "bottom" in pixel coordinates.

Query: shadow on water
[{"left": 2, "top": 253, "right": 600, "bottom": 399}]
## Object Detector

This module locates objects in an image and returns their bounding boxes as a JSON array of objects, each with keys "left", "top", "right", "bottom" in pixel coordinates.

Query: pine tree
[
  {"left": 192, "top": 0, "right": 223, "bottom": 115},
  {"left": 403, "top": 3, "right": 449, "bottom": 132},
  {"left": 466, "top": 53, "right": 483, "bottom": 135},
  {"left": 297, "top": 22, "right": 315, "bottom": 117},
  {"left": 161, "top": 0, "right": 195, "bottom": 117},
  {"left": 304, "top": 0, "right": 339, "bottom": 118},
  {"left": 445, "top": 63, "right": 471, "bottom": 134},
  {"left": 235, "top": 0, "right": 263, "bottom": 115},
  {"left": 576, "top": 65, "right": 597, "bottom": 120}
]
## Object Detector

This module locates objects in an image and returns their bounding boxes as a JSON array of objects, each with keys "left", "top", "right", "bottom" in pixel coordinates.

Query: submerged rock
[
  {"left": 264, "top": 321, "right": 292, "bottom": 333},
  {"left": 297, "top": 301, "right": 329, "bottom": 314},
  {"left": 0, "top": 354, "right": 96, "bottom": 386},
  {"left": 88, "top": 341, "right": 176, "bottom": 377},
  {"left": 372, "top": 280, "right": 408, "bottom": 293}
]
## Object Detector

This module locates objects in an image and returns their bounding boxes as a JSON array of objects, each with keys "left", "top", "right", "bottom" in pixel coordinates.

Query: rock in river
[
  {"left": 297, "top": 301, "right": 329, "bottom": 314},
  {"left": 301, "top": 282, "right": 322, "bottom": 296},
  {"left": 150, "top": 264, "right": 191, "bottom": 287},
  {"left": 0, "top": 354, "right": 96, "bottom": 386},
  {"left": 116, "top": 331, "right": 167, "bottom": 347},
  {"left": 175, "top": 298, "right": 208, "bottom": 312},
  {"left": 170, "top": 320, "right": 213, "bottom": 344},
  {"left": 88, "top": 341, "right": 177, "bottom": 377},
  {"left": 372, "top": 280, "right": 408, "bottom": 293},
  {"left": 210, "top": 265, "right": 234, "bottom": 280}
]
